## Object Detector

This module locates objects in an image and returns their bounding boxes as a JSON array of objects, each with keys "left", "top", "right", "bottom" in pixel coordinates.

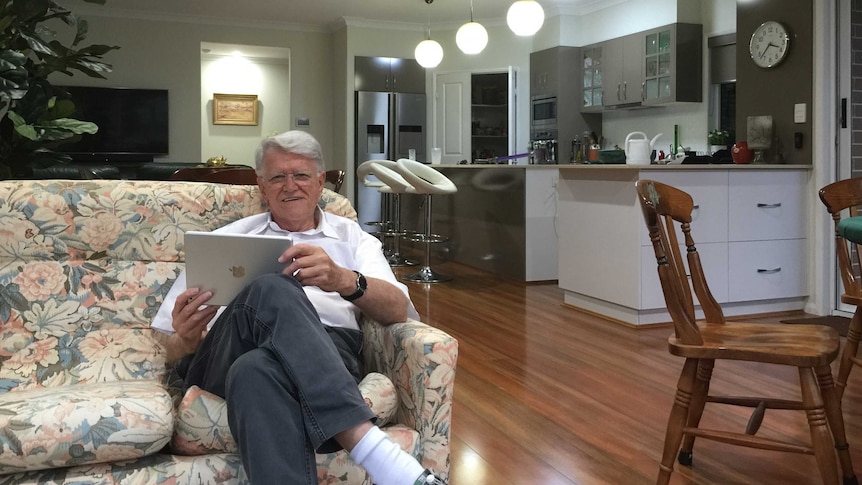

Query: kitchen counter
[
  {"left": 400, "top": 165, "right": 558, "bottom": 281},
  {"left": 556, "top": 165, "right": 811, "bottom": 325}
]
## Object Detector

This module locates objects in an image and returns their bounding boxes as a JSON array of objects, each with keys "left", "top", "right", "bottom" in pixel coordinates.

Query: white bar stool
[
  {"left": 396, "top": 158, "right": 458, "bottom": 283},
  {"left": 356, "top": 159, "right": 393, "bottom": 250},
  {"left": 370, "top": 162, "right": 416, "bottom": 267}
]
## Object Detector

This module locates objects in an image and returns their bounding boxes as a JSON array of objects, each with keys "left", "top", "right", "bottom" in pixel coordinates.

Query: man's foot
[{"left": 414, "top": 468, "right": 447, "bottom": 485}]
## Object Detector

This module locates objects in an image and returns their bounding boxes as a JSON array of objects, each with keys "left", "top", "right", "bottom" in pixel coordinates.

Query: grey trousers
[{"left": 182, "top": 273, "right": 376, "bottom": 484}]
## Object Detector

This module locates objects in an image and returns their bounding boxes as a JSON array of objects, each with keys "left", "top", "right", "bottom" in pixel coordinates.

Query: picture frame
[{"left": 213, "top": 93, "right": 258, "bottom": 125}]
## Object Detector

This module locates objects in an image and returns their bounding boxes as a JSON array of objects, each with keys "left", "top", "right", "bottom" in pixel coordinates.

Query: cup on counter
[{"left": 431, "top": 147, "right": 442, "bottom": 165}]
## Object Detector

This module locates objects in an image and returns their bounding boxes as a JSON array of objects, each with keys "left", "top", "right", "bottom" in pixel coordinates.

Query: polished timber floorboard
[{"left": 394, "top": 261, "right": 862, "bottom": 485}]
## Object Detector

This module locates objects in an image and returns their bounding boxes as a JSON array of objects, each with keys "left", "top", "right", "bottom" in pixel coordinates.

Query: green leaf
[
  {"left": 13, "top": 123, "right": 38, "bottom": 141},
  {"left": 42, "top": 118, "right": 97, "bottom": 136},
  {"left": 72, "top": 18, "right": 88, "bottom": 46}
]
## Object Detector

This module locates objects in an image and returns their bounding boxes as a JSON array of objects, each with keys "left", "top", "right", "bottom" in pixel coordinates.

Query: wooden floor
[{"left": 394, "top": 261, "right": 862, "bottom": 485}]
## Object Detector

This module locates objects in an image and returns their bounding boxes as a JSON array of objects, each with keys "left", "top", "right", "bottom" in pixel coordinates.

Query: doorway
[{"left": 835, "top": 0, "right": 858, "bottom": 315}]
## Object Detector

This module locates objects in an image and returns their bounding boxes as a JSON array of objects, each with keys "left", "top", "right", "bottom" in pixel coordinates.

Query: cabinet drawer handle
[
  {"left": 757, "top": 267, "right": 782, "bottom": 274},
  {"left": 756, "top": 203, "right": 782, "bottom": 208}
]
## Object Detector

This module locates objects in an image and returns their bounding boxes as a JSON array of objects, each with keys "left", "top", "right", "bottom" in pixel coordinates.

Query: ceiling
[{"left": 61, "top": 0, "right": 625, "bottom": 31}]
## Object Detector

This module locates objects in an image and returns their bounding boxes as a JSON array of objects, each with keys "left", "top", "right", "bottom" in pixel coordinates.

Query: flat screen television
[{"left": 56, "top": 86, "right": 169, "bottom": 163}]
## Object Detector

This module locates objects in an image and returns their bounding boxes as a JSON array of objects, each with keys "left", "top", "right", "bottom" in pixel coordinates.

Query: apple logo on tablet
[{"left": 230, "top": 266, "right": 246, "bottom": 278}]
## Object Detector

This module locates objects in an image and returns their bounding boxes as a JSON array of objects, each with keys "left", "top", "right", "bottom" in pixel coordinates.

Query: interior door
[
  {"left": 434, "top": 71, "right": 470, "bottom": 164},
  {"left": 837, "top": 0, "right": 854, "bottom": 314}
]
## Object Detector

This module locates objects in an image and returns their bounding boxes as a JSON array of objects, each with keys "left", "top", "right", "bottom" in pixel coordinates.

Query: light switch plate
[{"left": 794, "top": 103, "right": 806, "bottom": 124}]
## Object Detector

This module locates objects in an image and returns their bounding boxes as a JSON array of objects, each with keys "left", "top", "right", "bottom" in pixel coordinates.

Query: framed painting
[{"left": 213, "top": 93, "right": 258, "bottom": 125}]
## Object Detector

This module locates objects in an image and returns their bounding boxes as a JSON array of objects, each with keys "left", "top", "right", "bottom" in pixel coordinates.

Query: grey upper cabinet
[
  {"left": 354, "top": 56, "right": 425, "bottom": 94},
  {"left": 590, "top": 23, "right": 703, "bottom": 110},
  {"left": 529, "top": 48, "right": 560, "bottom": 98},
  {"left": 641, "top": 23, "right": 703, "bottom": 105},
  {"left": 601, "top": 34, "right": 643, "bottom": 108}
]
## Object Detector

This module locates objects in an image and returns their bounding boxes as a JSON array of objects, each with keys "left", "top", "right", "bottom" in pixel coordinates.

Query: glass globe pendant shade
[
  {"left": 415, "top": 39, "right": 443, "bottom": 68},
  {"left": 456, "top": 21, "right": 488, "bottom": 55},
  {"left": 507, "top": 0, "right": 545, "bottom": 36}
]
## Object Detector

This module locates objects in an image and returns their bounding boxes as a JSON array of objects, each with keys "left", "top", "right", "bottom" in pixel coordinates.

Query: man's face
[{"left": 257, "top": 150, "right": 326, "bottom": 232}]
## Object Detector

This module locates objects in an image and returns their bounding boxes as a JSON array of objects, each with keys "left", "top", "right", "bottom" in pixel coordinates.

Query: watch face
[{"left": 749, "top": 21, "right": 790, "bottom": 68}]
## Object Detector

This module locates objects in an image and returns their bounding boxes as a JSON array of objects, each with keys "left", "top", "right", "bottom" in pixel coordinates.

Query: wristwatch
[{"left": 341, "top": 270, "right": 367, "bottom": 302}]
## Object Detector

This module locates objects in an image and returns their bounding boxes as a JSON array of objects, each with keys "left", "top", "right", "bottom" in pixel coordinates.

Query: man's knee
[{"left": 226, "top": 348, "right": 296, "bottom": 400}]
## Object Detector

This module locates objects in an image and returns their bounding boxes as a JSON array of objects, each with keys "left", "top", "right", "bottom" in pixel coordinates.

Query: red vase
[{"left": 731, "top": 141, "right": 752, "bottom": 164}]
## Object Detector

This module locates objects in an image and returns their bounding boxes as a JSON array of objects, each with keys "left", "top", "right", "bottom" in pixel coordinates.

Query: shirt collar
[{"left": 249, "top": 206, "right": 340, "bottom": 240}]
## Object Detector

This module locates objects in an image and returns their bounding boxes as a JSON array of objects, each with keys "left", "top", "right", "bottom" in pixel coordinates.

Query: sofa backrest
[{"left": 0, "top": 179, "right": 355, "bottom": 392}]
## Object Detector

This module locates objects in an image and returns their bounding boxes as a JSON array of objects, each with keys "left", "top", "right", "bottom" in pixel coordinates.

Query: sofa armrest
[{"left": 360, "top": 317, "right": 457, "bottom": 475}]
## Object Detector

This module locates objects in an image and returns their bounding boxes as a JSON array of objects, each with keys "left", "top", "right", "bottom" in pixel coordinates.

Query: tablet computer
[{"left": 184, "top": 231, "right": 292, "bottom": 306}]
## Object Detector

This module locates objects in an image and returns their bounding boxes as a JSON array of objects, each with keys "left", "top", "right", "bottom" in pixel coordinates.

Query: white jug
[{"left": 624, "top": 132, "right": 662, "bottom": 165}]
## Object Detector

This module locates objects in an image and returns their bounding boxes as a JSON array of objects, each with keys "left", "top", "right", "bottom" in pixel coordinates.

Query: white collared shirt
[{"left": 151, "top": 207, "right": 418, "bottom": 333}]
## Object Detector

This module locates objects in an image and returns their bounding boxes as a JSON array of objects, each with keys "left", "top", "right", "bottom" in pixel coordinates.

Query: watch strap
[{"left": 341, "top": 270, "right": 367, "bottom": 302}]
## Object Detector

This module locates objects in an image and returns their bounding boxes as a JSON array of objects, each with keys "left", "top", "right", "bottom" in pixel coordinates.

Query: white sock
[{"left": 349, "top": 426, "right": 425, "bottom": 485}]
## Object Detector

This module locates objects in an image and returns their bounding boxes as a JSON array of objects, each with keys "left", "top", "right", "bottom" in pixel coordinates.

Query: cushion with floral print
[
  {"left": 0, "top": 380, "right": 173, "bottom": 474},
  {"left": 170, "top": 371, "right": 398, "bottom": 455}
]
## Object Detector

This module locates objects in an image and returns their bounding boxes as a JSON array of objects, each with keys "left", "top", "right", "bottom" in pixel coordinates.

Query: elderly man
[{"left": 151, "top": 131, "right": 444, "bottom": 485}]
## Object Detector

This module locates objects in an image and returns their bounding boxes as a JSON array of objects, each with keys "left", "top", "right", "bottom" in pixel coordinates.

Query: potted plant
[
  {"left": 707, "top": 129, "right": 730, "bottom": 154},
  {"left": 0, "top": 0, "right": 119, "bottom": 179}
]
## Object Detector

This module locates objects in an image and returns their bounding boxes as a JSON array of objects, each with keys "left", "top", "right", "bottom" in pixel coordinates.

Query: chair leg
[
  {"left": 678, "top": 358, "right": 714, "bottom": 466},
  {"left": 799, "top": 367, "right": 840, "bottom": 485},
  {"left": 816, "top": 365, "right": 859, "bottom": 485},
  {"left": 657, "top": 358, "right": 698, "bottom": 485},
  {"left": 837, "top": 307, "right": 862, "bottom": 401}
]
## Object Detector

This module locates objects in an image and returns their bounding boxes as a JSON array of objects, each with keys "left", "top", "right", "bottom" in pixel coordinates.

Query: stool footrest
[{"left": 404, "top": 233, "right": 447, "bottom": 244}]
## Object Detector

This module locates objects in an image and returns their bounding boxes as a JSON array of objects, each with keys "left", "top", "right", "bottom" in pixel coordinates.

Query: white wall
[
  {"left": 200, "top": 55, "right": 291, "bottom": 166},
  {"left": 53, "top": 14, "right": 334, "bottom": 165}
]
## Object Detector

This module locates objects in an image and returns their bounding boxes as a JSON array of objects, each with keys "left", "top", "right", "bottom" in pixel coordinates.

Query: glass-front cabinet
[
  {"left": 643, "top": 29, "right": 672, "bottom": 102},
  {"left": 640, "top": 23, "right": 703, "bottom": 106},
  {"left": 582, "top": 46, "right": 603, "bottom": 112}
]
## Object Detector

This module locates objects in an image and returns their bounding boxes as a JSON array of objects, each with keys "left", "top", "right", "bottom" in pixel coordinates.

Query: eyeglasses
[{"left": 263, "top": 170, "right": 318, "bottom": 187}]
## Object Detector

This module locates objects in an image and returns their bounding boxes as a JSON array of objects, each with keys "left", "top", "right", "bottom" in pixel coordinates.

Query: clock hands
[{"left": 759, "top": 42, "right": 781, "bottom": 59}]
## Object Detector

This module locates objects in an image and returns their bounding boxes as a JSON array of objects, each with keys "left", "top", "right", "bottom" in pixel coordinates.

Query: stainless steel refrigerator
[{"left": 355, "top": 91, "right": 426, "bottom": 233}]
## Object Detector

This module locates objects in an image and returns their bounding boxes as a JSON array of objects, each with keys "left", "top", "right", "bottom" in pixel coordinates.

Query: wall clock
[{"left": 749, "top": 20, "right": 790, "bottom": 68}]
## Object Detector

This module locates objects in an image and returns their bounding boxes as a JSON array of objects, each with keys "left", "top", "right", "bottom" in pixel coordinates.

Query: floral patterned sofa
[{"left": 0, "top": 179, "right": 457, "bottom": 484}]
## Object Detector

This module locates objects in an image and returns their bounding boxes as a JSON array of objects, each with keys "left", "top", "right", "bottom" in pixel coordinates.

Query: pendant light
[
  {"left": 506, "top": 0, "right": 545, "bottom": 36},
  {"left": 415, "top": 0, "right": 443, "bottom": 68},
  {"left": 456, "top": 0, "right": 488, "bottom": 55}
]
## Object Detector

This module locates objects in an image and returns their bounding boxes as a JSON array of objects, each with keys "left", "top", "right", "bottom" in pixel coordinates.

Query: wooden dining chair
[
  {"left": 199, "top": 167, "right": 258, "bottom": 185},
  {"left": 820, "top": 177, "right": 862, "bottom": 402},
  {"left": 325, "top": 169, "right": 345, "bottom": 193},
  {"left": 636, "top": 179, "right": 857, "bottom": 485},
  {"left": 169, "top": 166, "right": 221, "bottom": 181}
]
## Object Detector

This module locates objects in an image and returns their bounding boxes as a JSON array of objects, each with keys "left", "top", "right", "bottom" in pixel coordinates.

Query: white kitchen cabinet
[
  {"left": 728, "top": 239, "right": 807, "bottom": 302},
  {"left": 557, "top": 166, "right": 810, "bottom": 326},
  {"left": 728, "top": 170, "right": 807, "bottom": 241}
]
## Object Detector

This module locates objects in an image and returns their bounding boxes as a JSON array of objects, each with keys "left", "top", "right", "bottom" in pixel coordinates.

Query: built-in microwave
[{"left": 531, "top": 96, "right": 557, "bottom": 129}]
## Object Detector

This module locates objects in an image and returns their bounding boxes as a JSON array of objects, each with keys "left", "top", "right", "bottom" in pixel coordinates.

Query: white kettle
[{"left": 624, "top": 132, "right": 663, "bottom": 165}]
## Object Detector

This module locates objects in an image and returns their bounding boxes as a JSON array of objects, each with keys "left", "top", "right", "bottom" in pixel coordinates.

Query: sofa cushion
[
  {"left": 0, "top": 380, "right": 173, "bottom": 474},
  {"left": 171, "top": 371, "right": 398, "bottom": 455}
]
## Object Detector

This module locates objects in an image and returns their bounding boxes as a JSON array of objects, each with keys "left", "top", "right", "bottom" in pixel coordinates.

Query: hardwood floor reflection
[{"left": 395, "top": 261, "right": 862, "bottom": 485}]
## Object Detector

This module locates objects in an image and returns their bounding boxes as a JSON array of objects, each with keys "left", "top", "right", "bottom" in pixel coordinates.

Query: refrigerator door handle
[{"left": 390, "top": 93, "right": 398, "bottom": 160}]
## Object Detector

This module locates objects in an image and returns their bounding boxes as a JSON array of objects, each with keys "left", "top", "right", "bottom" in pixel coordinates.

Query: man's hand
[
  {"left": 278, "top": 243, "right": 408, "bottom": 324},
  {"left": 168, "top": 287, "right": 219, "bottom": 359},
  {"left": 279, "top": 243, "right": 354, "bottom": 294}
]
